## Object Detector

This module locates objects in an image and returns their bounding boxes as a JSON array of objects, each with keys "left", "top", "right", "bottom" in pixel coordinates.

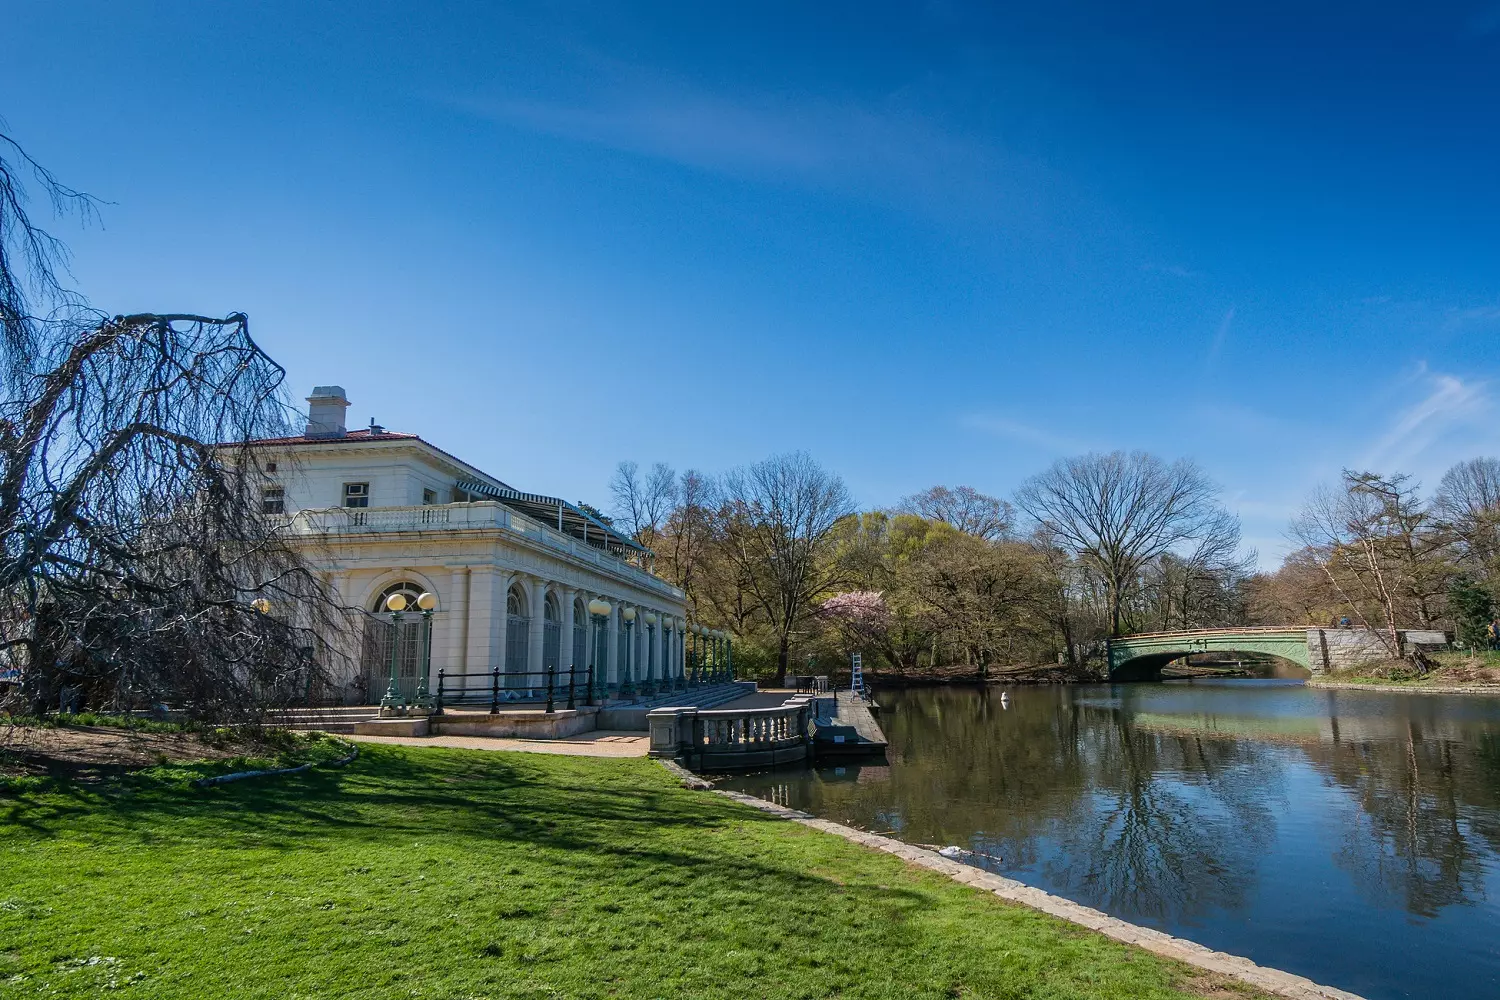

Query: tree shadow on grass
[{"left": 1, "top": 744, "right": 937, "bottom": 909}]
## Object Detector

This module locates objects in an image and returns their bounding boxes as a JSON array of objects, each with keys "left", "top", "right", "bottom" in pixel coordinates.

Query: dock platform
[{"left": 813, "top": 690, "right": 889, "bottom": 758}]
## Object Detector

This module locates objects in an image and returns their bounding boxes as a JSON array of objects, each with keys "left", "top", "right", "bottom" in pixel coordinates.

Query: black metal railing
[
  {"left": 423, "top": 663, "right": 716, "bottom": 716},
  {"left": 432, "top": 664, "right": 605, "bottom": 715}
]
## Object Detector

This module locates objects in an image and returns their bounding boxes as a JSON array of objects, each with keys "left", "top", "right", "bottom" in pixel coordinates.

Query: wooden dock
[{"left": 812, "top": 690, "right": 888, "bottom": 758}]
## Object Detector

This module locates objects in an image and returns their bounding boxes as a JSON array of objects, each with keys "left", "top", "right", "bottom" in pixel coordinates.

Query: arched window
[
  {"left": 360, "top": 581, "right": 432, "bottom": 705},
  {"left": 542, "top": 592, "right": 562, "bottom": 672},
  {"left": 505, "top": 584, "right": 530, "bottom": 683},
  {"left": 373, "top": 581, "right": 425, "bottom": 614},
  {"left": 572, "top": 597, "right": 589, "bottom": 673}
]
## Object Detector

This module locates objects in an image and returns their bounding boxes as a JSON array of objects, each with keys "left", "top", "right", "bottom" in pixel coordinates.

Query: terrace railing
[
  {"left": 286, "top": 502, "right": 682, "bottom": 599},
  {"left": 648, "top": 696, "right": 815, "bottom": 770}
]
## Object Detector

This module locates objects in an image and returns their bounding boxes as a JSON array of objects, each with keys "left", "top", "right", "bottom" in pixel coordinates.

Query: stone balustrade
[
  {"left": 287, "top": 501, "right": 680, "bottom": 598},
  {"left": 648, "top": 696, "right": 815, "bottom": 770}
]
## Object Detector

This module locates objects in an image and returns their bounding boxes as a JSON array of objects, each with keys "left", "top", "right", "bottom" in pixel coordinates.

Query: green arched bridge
[{"left": 1105, "top": 626, "right": 1448, "bottom": 681}]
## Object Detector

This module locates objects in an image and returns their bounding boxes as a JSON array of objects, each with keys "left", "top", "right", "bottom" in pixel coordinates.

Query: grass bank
[
  {"left": 1311, "top": 650, "right": 1500, "bottom": 692},
  {"left": 0, "top": 742, "right": 1263, "bottom": 999}
]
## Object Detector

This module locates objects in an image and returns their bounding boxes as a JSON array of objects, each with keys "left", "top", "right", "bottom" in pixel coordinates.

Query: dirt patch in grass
[
  {"left": 1176, "top": 969, "right": 1267, "bottom": 998},
  {"left": 0, "top": 723, "right": 283, "bottom": 783}
]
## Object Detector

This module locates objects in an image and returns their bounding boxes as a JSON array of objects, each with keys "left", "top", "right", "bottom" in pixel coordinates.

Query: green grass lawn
[{"left": 1, "top": 743, "right": 1255, "bottom": 999}]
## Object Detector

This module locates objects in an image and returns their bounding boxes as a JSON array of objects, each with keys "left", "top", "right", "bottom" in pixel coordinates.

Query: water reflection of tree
[
  {"left": 749, "top": 687, "right": 1500, "bottom": 926},
  {"left": 1313, "top": 722, "right": 1500, "bottom": 916},
  {"left": 796, "top": 686, "right": 1285, "bottom": 924},
  {"left": 1046, "top": 704, "right": 1283, "bottom": 923}
]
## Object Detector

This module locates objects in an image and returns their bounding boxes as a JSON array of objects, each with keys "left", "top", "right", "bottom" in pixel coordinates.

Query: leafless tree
[
  {"left": 1433, "top": 457, "right": 1500, "bottom": 573},
  {"left": 897, "top": 485, "right": 1013, "bottom": 540},
  {"left": 1136, "top": 509, "right": 1253, "bottom": 631},
  {"left": 609, "top": 460, "right": 678, "bottom": 553},
  {"left": 1014, "top": 451, "right": 1236, "bottom": 636},
  {"left": 713, "top": 452, "right": 854, "bottom": 684},
  {"left": 0, "top": 130, "right": 95, "bottom": 372},
  {"left": 0, "top": 131, "right": 349, "bottom": 720},
  {"left": 661, "top": 468, "right": 712, "bottom": 599},
  {"left": 1292, "top": 471, "right": 1449, "bottom": 658}
]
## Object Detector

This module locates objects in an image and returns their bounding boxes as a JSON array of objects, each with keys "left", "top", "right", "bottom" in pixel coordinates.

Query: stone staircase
[
  {"left": 597, "top": 681, "right": 757, "bottom": 731},
  {"left": 632, "top": 681, "right": 754, "bottom": 711},
  {"left": 268, "top": 705, "right": 381, "bottom": 733},
  {"left": 266, "top": 683, "right": 755, "bottom": 735}
]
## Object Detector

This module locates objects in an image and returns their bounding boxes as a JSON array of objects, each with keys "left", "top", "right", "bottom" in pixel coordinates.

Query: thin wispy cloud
[
  {"left": 1442, "top": 302, "right": 1500, "bottom": 331},
  {"left": 475, "top": 92, "right": 839, "bottom": 176},
  {"left": 1141, "top": 262, "right": 1200, "bottom": 279},
  {"left": 1359, "top": 367, "right": 1493, "bottom": 474},
  {"left": 1205, "top": 306, "right": 1235, "bottom": 365},
  {"left": 443, "top": 74, "right": 1071, "bottom": 225},
  {"left": 961, "top": 414, "right": 1089, "bottom": 454}
]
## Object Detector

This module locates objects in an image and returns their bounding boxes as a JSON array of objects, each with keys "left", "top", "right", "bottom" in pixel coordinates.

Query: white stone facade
[{"left": 252, "top": 386, "right": 689, "bottom": 704}]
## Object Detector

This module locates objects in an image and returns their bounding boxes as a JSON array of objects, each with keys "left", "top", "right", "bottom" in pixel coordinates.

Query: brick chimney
[{"left": 305, "top": 386, "right": 349, "bottom": 438}]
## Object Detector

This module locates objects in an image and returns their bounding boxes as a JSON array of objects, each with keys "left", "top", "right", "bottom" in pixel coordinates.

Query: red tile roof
[{"left": 237, "top": 429, "right": 421, "bottom": 446}]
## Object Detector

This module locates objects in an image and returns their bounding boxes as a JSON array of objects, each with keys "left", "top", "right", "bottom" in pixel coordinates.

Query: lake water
[{"left": 716, "top": 680, "right": 1500, "bottom": 999}]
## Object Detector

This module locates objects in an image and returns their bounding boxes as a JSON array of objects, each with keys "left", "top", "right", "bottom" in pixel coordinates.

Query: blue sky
[{"left": 6, "top": 1, "right": 1500, "bottom": 565}]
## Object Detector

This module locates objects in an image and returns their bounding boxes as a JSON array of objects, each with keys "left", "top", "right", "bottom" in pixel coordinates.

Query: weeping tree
[{"left": 0, "top": 131, "right": 349, "bottom": 720}]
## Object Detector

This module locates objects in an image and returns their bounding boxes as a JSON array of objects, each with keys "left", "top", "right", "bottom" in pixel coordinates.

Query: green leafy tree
[{"left": 1448, "top": 575, "right": 1495, "bottom": 653}]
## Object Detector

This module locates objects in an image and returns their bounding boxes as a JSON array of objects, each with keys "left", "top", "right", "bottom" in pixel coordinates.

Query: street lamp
[
  {"left": 620, "top": 605, "right": 636, "bottom": 697},
  {"left": 380, "top": 592, "right": 409, "bottom": 713},
  {"left": 589, "top": 598, "right": 613, "bottom": 699},
  {"left": 412, "top": 592, "right": 438, "bottom": 710}
]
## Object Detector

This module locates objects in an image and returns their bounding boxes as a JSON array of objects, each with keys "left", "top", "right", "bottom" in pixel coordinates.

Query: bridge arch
[{"left": 1107, "top": 629, "right": 1313, "bottom": 681}]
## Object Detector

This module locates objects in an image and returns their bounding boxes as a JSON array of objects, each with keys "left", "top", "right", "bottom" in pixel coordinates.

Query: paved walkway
[{"left": 348, "top": 730, "right": 649, "bottom": 758}]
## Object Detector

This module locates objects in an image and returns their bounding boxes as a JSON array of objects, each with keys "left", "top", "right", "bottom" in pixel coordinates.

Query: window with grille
[
  {"left": 343, "top": 482, "right": 370, "bottom": 508},
  {"left": 261, "top": 486, "right": 285, "bottom": 514},
  {"left": 423, "top": 488, "right": 437, "bottom": 505}
]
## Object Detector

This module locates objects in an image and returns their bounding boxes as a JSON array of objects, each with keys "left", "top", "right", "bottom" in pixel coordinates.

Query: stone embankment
[{"left": 657, "top": 761, "right": 1366, "bottom": 1000}]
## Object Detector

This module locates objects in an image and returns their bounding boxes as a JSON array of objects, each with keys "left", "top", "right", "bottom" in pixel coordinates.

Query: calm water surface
[{"left": 717, "top": 681, "right": 1500, "bottom": 999}]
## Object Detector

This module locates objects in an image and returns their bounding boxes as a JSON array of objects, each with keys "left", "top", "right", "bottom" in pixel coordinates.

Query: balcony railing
[{"left": 285, "top": 502, "right": 682, "bottom": 597}]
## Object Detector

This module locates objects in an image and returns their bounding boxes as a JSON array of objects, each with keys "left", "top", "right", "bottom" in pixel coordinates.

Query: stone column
[
  {"left": 526, "top": 577, "right": 547, "bottom": 684},
  {"left": 464, "top": 569, "right": 496, "bottom": 695},
  {"left": 674, "top": 619, "right": 684, "bottom": 683},
  {"left": 650, "top": 613, "right": 663, "bottom": 688},
  {"left": 664, "top": 620, "right": 676, "bottom": 686},
  {"left": 446, "top": 568, "right": 469, "bottom": 677}
]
